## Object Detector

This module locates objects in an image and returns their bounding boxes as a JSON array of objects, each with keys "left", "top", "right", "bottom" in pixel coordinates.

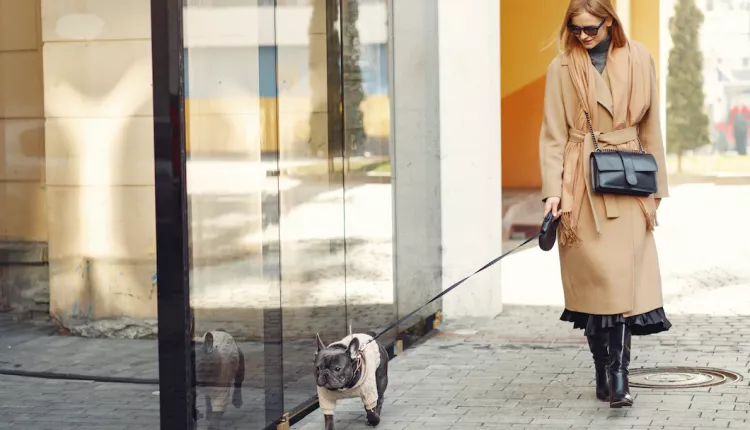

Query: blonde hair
[{"left": 559, "top": 0, "right": 627, "bottom": 53}]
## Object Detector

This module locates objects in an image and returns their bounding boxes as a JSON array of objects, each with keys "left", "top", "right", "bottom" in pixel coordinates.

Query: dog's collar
[{"left": 341, "top": 348, "right": 366, "bottom": 390}]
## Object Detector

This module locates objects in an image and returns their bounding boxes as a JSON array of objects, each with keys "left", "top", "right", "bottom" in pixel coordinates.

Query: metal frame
[
  {"left": 386, "top": 0, "right": 399, "bottom": 343},
  {"left": 150, "top": 0, "right": 194, "bottom": 428},
  {"left": 262, "top": 2, "right": 285, "bottom": 426}
]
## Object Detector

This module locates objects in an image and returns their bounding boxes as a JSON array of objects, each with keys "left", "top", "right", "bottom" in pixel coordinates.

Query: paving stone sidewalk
[
  {"left": 1, "top": 305, "right": 749, "bottom": 429},
  {"left": 292, "top": 305, "right": 750, "bottom": 430}
]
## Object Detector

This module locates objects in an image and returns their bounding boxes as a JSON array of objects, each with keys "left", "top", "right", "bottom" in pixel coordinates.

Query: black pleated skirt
[{"left": 560, "top": 307, "right": 672, "bottom": 336}]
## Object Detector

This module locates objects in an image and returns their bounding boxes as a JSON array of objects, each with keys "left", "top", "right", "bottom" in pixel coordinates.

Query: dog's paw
[
  {"left": 232, "top": 391, "right": 243, "bottom": 409},
  {"left": 365, "top": 409, "right": 381, "bottom": 427}
]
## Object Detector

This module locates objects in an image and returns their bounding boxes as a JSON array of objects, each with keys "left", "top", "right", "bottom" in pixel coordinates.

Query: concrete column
[
  {"left": 42, "top": 0, "right": 157, "bottom": 327},
  {"left": 437, "top": 0, "right": 502, "bottom": 319},
  {"left": 391, "top": 0, "right": 503, "bottom": 322},
  {"left": 617, "top": 0, "right": 632, "bottom": 37},
  {"left": 391, "top": 0, "right": 444, "bottom": 323}
]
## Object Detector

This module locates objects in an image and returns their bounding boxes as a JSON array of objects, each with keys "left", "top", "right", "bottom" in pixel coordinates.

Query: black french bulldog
[{"left": 314, "top": 331, "right": 389, "bottom": 430}]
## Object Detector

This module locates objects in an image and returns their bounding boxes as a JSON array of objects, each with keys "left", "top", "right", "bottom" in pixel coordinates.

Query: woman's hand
[{"left": 544, "top": 197, "right": 562, "bottom": 220}]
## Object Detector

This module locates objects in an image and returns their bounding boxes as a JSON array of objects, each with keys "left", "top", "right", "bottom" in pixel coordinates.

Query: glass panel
[
  {"left": 341, "top": 0, "right": 397, "bottom": 340},
  {"left": 275, "top": 0, "right": 349, "bottom": 408},
  {"left": 184, "top": 0, "right": 282, "bottom": 428},
  {"left": 0, "top": 0, "right": 160, "bottom": 427}
]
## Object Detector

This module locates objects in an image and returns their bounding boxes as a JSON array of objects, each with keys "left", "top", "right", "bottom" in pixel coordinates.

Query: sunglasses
[{"left": 568, "top": 18, "right": 606, "bottom": 37}]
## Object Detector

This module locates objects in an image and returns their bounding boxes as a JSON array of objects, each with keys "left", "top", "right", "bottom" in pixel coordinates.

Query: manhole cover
[{"left": 629, "top": 367, "right": 743, "bottom": 389}]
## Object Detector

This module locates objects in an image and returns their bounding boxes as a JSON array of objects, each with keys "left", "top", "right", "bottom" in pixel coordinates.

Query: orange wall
[
  {"left": 631, "top": 0, "right": 660, "bottom": 92},
  {"left": 500, "top": 0, "right": 569, "bottom": 189}
]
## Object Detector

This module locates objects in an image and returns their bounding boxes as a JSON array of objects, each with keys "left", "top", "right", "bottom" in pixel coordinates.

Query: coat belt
[{"left": 567, "top": 126, "right": 639, "bottom": 232}]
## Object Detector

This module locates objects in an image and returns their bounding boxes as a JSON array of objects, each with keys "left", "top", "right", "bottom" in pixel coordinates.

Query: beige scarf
[{"left": 559, "top": 40, "right": 657, "bottom": 246}]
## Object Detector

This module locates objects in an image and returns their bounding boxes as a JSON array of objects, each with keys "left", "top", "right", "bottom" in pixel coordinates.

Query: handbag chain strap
[{"left": 585, "top": 111, "right": 646, "bottom": 154}]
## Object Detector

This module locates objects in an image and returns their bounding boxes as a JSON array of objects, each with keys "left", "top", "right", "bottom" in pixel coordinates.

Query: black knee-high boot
[
  {"left": 608, "top": 323, "right": 634, "bottom": 408},
  {"left": 586, "top": 331, "right": 609, "bottom": 401}
]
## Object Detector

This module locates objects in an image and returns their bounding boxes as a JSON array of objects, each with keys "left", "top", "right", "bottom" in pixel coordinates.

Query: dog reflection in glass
[
  {"left": 314, "top": 330, "right": 389, "bottom": 430},
  {"left": 194, "top": 330, "right": 245, "bottom": 430}
]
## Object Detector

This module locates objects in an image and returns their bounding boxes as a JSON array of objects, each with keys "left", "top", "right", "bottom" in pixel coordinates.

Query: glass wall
[
  {"left": 184, "top": 0, "right": 395, "bottom": 428},
  {"left": 0, "top": 0, "right": 161, "bottom": 427}
]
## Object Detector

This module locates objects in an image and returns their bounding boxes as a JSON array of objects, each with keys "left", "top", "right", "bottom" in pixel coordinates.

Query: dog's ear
[
  {"left": 203, "top": 332, "right": 214, "bottom": 354},
  {"left": 316, "top": 333, "right": 326, "bottom": 352},
  {"left": 347, "top": 337, "right": 361, "bottom": 360}
]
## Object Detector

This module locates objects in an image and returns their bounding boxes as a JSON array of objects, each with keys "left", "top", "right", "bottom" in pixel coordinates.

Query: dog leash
[{"left": 362, "top": 230, "right": 543, "bottom": 348}]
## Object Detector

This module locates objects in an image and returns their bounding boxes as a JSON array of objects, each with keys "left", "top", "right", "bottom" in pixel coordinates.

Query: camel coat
[{"left": 539, "top": 43, "right": 669, "bottom": 317}]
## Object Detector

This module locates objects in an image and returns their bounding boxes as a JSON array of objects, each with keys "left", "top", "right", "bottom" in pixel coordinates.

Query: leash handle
[{"left": 365, "top": 232, "right": 541, "bottom": 345}]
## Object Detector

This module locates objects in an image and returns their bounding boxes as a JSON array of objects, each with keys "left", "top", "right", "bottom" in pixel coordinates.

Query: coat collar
[
  {"left": 560, "top": 54, "right": 614, "bottom": 118},
  {"left": 594, "top": 66, "right": 614, "bottom": 117}
]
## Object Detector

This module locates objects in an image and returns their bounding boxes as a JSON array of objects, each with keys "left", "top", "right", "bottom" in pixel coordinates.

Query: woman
[{"left": 539, "top": 0, "right": 671, "bottom": 408}]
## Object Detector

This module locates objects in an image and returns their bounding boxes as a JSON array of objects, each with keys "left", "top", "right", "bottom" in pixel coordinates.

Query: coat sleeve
[
  {"left": 639, "top": 55, "right": 670, "bottom": 198},
  {"left": 539, "top": 58, "right": 568, "bottom": 201}
]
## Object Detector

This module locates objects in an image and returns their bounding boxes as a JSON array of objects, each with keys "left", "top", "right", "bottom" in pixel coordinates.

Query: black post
[{"left": 150, "top": 0, "right": 193, "bottom": 428}]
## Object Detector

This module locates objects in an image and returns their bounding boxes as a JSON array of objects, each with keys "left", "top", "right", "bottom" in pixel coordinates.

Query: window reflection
[
  {"left": 184, "top": 0, "right": 281, "bottom": 427},
  {"left": 341, "top": 0, "right": 396, "bottom": 337}
]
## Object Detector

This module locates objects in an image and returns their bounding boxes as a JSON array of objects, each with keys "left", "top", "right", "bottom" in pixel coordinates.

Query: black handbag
[{"left": 586, "top": 112, "right": 658, "bottom": 197}]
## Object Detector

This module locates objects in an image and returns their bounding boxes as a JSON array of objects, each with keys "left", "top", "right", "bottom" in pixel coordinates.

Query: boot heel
[
  {"left": 610, "top": 400, "right": 634, "bottom": 408},
  {"left": 609, "top": 370, "right": 634, "bottom": 408}
]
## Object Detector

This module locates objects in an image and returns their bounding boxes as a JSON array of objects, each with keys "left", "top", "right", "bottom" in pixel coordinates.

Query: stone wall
[
  {"left": 42, "top": 0, "right": 158, "bottom": 326},
  {"left": 0, "top": 0, "right": 50, "bottom": 316}
]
